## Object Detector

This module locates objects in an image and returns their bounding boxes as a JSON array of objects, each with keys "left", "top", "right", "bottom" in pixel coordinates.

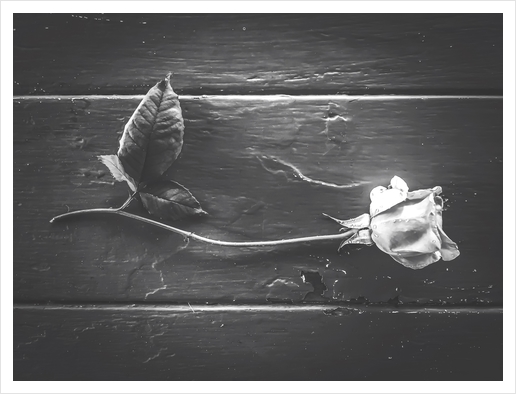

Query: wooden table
[{"left": 13, "top": 14, "right": 503, "bottom": 381}]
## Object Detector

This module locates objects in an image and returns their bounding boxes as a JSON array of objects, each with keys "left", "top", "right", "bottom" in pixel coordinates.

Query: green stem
[{"left": 50, "top": 208, "right": 355, "bottom": 247}]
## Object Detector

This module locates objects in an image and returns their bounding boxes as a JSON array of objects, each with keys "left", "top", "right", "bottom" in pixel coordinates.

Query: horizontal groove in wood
[
  {"left": 13, "top": 303, "right": 503, "bottom": 314},
  {"left": 14, "top": 98, "right": 502, "bottom": 304},
  {"left": 14, "top": 95, "right": 504, "bottom": 101}
]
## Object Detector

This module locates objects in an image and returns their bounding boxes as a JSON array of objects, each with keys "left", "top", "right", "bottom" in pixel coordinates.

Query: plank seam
[
  {"left": 13, "top": 303, "right": 502, "bottom": 314},
  {"left": 13, "top": 95, "right": 503, "bottom": 101}
]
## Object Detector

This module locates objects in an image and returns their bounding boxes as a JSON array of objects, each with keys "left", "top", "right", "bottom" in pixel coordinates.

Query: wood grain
[
  {"left": 13, "top": 14, "right": 502, "bottom": 95},
  {"left": 13, "top": 305, "right": 503, "bottom": 381},
  {"left": 13, "top": 97, "right": 502, "bottom": 304}
]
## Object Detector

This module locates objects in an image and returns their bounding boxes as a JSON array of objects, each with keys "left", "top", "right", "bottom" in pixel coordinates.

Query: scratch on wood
[
  {"left": 90, "top": 180, "right": 116, "bottom": 186},
  {"left": 142, "top": 347, "right": 167, "bottom": 364},
  {"left": 224, "top": 200, "right": 266, "bottom": 227},
  {"left": 144, "top": 261, "right": 168, "bottom": 300},
  {"left": 73, "top": 325, "right": 96, "bottom": 333},
  {"left": 128, "top": 239, "right": 190, "bottom": 298},
  {"left": 266, "top": 278, "right": 300, "bottom": 288},
  {"left": 256, "top": 154, "right": 370, "bottom": 189},
  {"left": 16, "top": 330, "right": 47, "bottom": 349}
]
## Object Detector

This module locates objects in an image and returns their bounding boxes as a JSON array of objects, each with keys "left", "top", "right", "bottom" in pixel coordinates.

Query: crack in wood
[{"left": 256, "top": 154, "right": 369, "bottom": 189}]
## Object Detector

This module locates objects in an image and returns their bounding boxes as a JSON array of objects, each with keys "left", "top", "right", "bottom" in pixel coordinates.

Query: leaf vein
[
  {"left": 127, "top": 125, "right": 146, "bottom": 150},
  {"left": 144, "top": 193, "right": 199, "bottom": 210},
  {"left": 139, "top": 88, "right": 166, "bottom": 179},
  {"left": 140, "top": 101, "right": 157, "bottom": 125}
]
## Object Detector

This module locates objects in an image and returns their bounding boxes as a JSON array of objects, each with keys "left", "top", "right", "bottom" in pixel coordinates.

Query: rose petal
[
  {"left": 389, "top": 251, "right": 442, "bottom": 270},
  {"left": 369, "top": 188, "right": 406, "bottom": 217},
  {"left": 437, "top": 227, "right": 461, "bottom": 261},
  {"left": 371, "top": 195, "right": 441, "bottom": 255},
  {"left": 390, "top": 176, "right": 409, "bottom": 193},
  {"left": 407, "top": 186, "right": 442, "bottom": 201},
  {"left": 434, "top": 195, "right": 444, "bottom": 209},
  {"left": 434, "top": 205, "right": 443, "bottom": 230},
  {"left": 406, "top": 189, "right": 433, "bottom": 200},
  {"left": 370, "top": 186, "right": 387, "bottom": 202},
  {"left": 378, "top": 222, "right": 441, "bottom": 255}
]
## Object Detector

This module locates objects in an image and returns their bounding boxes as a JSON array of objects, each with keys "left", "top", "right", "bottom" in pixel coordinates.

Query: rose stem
[{"left": 50, "top": 207, "right": 355, "bottom": 248}]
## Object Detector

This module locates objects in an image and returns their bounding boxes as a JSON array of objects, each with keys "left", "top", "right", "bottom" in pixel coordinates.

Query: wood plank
[
  {"left": 13, "top": 305, "right": 503, "bottom": 381},
  {"left": 13, "top": 97, "right": 503, "bottom": 304},
  {"left": 13, "top": 14, "right": 502, "bottom": 95}
]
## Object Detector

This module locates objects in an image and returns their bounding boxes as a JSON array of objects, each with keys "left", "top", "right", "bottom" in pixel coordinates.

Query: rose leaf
[
  {"left": 117, "top": 73, "right": 184, "bottom": 187},
  {"left": 140, "top": 180, "right": 207, "bottom": 221},
  {"left": 98, "top": 154, "right": 137, "bottom": 192}
]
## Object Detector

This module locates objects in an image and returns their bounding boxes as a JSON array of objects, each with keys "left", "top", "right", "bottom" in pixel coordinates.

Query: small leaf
[
  {"left": 140, "top": 180, "right": 207, "bottom": 221},
  {"left": 98, "top": 154, "right": 137, "bottom": 192},
  {"left": 117, "top": 73, "right": 184, "bottom": 186}
]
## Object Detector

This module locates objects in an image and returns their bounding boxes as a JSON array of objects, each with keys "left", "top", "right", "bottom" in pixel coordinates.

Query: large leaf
[
  {"left": 98, "top": 154, "right": 137, "bottom": 192},
  {"left": 117, "top": 73, "right": 184, "bottom": 186},
  {"left": 140, "top": 180, "right": 207, "bottom": 221}
]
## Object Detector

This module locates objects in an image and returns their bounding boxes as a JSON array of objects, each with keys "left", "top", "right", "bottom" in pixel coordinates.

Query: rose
[
  {"left": 369, "top": 176, "right": 460, "bottom": 269},
  {"left": 325, "top": 176, "right": 460, "bottom": 269}
]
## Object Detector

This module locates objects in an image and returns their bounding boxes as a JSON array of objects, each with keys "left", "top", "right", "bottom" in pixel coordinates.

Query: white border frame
[{"left": 2, "top": 2, "right": 515, "bottom": 393}]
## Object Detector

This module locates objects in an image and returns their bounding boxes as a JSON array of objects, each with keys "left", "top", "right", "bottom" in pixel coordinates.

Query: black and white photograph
[{"left": 3, "top": 2, "right": 515, "bottom": 391}]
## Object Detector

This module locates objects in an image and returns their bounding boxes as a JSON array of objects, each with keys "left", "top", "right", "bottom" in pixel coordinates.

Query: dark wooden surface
[
  {"left": 14, "top": 305, "right": 503, "bottom": 381},
  {"left": 13, "top": 14, "right": 503, "bottom": 382},
  {"left": 14, "top": 14, "right": 502, "bottom": 95}
]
